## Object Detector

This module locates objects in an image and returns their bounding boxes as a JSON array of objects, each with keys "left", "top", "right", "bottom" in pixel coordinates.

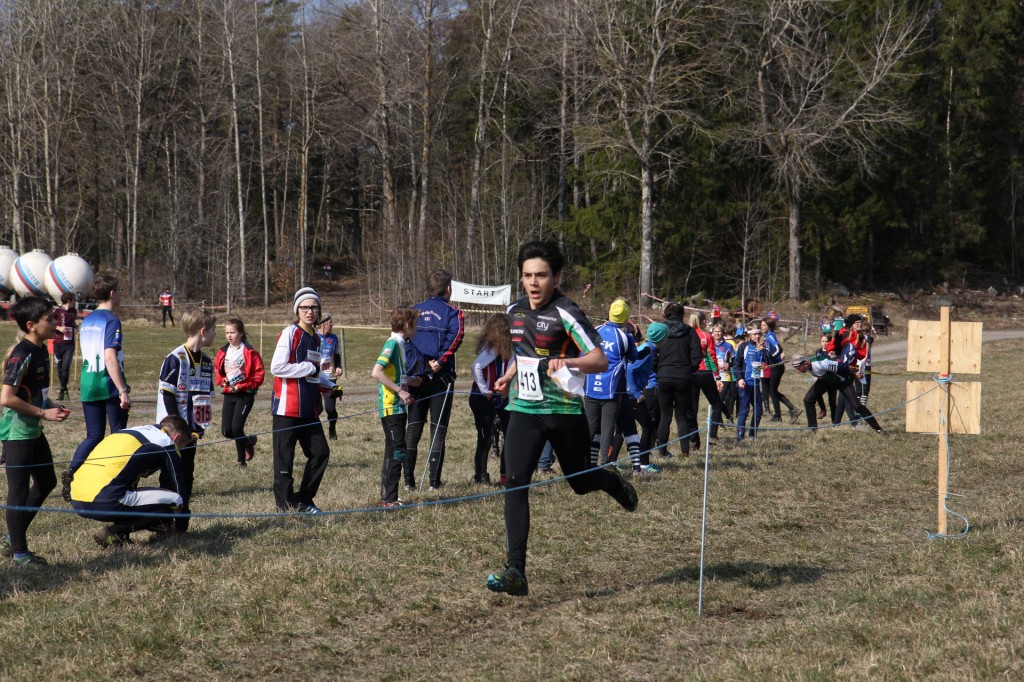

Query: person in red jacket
[{"left": 214, "top": 315, "right": 266, "bottom": 467}]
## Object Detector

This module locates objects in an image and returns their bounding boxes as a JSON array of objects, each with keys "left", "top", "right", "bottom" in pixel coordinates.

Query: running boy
[
  {"left": 156, "top": 307, "right": 217, "bottom": 531},
  {"left": 370, "top": 307, "right": 421, "bottom": 507},
  {"left": 1, "top": 297, "right": 70, "bottom": 565},
  {"left": 486, "top": 240, "right": 638, "bottom": 597}
]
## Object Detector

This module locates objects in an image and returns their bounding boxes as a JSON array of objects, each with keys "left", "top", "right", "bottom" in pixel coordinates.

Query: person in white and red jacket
[
  {"left": 270, "top": 287, "right": 341, "bottom": 513},
  {"left": 214, "top": 315, "right": 266, "bottom": 467}
]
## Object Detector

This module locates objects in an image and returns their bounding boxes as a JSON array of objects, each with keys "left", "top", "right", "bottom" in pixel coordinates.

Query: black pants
[
  {"left": 404, "top": 376, "right": 454, "bottom": 488},
  {"left": 815, "top": 385, "right": 837, "bottom": 421},
  {"left": 54, "top": 342, "right": 74, "bottom": 392},
  {"left": 162, "top": 306, "right": 174, "bottom": 326},
  {"left": 610, "top": 389, "right": 657, "bottom": 466},
  {"left": 586, "top": 396, "right": 621, "bottom": 465},
  {"left": 718, "top": 382, "right": 736, "bottom": 422},
  {"left": 803, "top": 380, "right": 881, "bottom": 431},
  {"left": 222, "top": 392, "right": 256, "bottom": 462},
  {"left": 836, "top": 379, "right": 870, "bottom": 424},
  {"left": 502, "top": 412, "right": 625, "bottom": 573},
  {"left": 75, "top": 489, "right": 182, "bottom": 537},
  {"left": 768, "top": 365, "right": 796, "bottom": 418},
  {"left": 688, "top": 372, "right": 722, "bottom": 440},
  {"left": 380, "top": 413, "right": 407, "bottom": 503},
  {"left": 4, "top": 435, "right": 56, "bottom": 554},
  {"left": 159, "top": 444, "right": 195, "bottom": 532},
  {"left": 469, "top": 393, "right": 507, "bottom": 482},
  {"left": 322, "top": 394, "right": 339, "bottom": 437},
  {"left": 656, "top": 378, "right": 693, "bottom": 455},
  {"left": 272, "top": 415, "right": 330, "bottom": 510}
]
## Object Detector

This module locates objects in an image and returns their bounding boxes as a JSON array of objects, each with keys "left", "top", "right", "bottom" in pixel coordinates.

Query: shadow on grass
[
  {"left": 0, "top": 519, "right": 280, "bottom": 601},
  {"left": 653, "top": 561, "right": 827, "bottom": 590}
]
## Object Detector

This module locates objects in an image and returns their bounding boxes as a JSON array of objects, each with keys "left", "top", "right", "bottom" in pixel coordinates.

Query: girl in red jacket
[{"left": 214, "top": 315, "right": 266, "bottom": 467}]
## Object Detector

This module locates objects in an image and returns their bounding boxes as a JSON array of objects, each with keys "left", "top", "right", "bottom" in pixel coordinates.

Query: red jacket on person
[{"left": 214, "top": 341, "right": 266, "bottom": 393}]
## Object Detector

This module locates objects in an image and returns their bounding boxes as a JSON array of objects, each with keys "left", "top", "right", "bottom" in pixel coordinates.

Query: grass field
[{"left": 0, "top": 319, "right": 1019, "bottom": 680}]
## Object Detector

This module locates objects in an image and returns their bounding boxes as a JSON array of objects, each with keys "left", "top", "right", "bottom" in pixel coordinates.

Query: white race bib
[
  {"left": 306, "top": 350, "right": 322, "bottom": 383},
  {"left": 516, "top": 357, "right": 544, "bottom": 402},
  {"left": 192, "top": 394, "right": 212, "bottom": 430},
  {"left": 751, "top": 361, "right": 763, "bottom": 379}
]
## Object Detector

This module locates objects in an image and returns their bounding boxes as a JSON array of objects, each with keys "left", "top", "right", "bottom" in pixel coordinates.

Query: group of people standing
[{"left": 0, "top": 243, "right": 883, "bottom": 603}]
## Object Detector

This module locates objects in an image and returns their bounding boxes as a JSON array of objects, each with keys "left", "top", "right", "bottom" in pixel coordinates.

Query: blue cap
[
  {"left": 647, "top": 322, "right": 669, "bottom": 344},
  {"left": 735, "top": 325, "right": 746, "bottom": 337}
]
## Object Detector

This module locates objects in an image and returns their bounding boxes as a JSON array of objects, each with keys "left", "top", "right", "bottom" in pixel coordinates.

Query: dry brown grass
[{"left": 0, "top": 324, "right": 1019, "bottom": 681}]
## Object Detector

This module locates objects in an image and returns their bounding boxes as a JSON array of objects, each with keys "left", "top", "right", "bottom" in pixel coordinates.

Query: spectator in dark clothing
[{"left": 651, "top": 302, "right": 703, "bottom": 457}]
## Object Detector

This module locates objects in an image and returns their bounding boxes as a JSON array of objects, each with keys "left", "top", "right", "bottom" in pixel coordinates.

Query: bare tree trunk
[
  {"left": 371, "top": 0, "right": 398, "bottom": 293},
  {"left": 222, "top": 0, "right": 247, "bottom": 303},
  {"left": 466, "top": 1, "right": 494, "bottom": 282},
  {"left": 787, "top": 183, "right": 801, "bottom": 300},
  {"left": 253, "top": 0, "right": 270, "bottom": 305},
  {"left": 297, "top": 0, "right": 313, "bottom": 285},
  {"left": 416, "top": 0, "right": 434, "bottom": 276},
  {"left": 640, "top": 161, "right": 653, "bottom": 300}
]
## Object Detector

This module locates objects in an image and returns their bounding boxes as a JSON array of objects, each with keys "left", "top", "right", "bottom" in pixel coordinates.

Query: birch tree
[
  {"left": 740, "top": 0, "right": 925, "bottom": 299},
  {"left": 577, "top": 0, "right": 709, "bottom": 305}
]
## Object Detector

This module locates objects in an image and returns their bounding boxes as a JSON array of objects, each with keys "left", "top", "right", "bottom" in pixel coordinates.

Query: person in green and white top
[
  {"left": 485, "top": 240, "right": 639, "bottom": 597},
  {"left": 68, "top": 273, "right": 131, "bottom": 475},
  {"left": 370, "top": 307, "right": 422, "bottom": 507}
]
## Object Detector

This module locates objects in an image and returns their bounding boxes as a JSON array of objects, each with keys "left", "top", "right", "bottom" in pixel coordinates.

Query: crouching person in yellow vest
[{"left": 70, "top": 415, "right": 195, "bottom": 549}]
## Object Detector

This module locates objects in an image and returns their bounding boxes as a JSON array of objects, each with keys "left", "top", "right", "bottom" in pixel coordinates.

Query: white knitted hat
[{"left": 293, "top": 287, "right": 321, "bottom": 314}]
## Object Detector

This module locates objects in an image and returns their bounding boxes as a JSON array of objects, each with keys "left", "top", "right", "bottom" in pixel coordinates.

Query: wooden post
[
  {"left": 339, "top": 327, "right": 346, "bottom": 376},
  {"left": 937, "top": 307, "right": 952, "bottom": 535}
]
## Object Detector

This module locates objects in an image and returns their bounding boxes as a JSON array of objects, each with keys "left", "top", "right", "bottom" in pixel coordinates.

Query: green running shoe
[
  {"left": 12, "top": 552, "right": 48, "bottom": 566},
  {"left": 486, "top": 566, "right": 529, "bottom": 596}
]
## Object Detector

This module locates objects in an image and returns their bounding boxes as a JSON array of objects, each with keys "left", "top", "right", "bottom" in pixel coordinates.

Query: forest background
[{"left": 1, "top": 0, "right": 1021, "bottom": 311}]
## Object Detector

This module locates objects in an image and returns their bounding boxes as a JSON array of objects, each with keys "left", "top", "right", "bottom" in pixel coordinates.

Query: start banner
[{"left": 449, "top": 280, "right": 511, "bottom": 306}]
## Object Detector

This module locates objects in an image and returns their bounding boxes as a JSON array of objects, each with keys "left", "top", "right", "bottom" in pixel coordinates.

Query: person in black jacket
[{"left": 652, "top": 302, "right": 703, "bottom": 457}]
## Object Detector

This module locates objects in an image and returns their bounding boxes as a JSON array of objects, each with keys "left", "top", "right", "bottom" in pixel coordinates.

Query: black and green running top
[
  {"left": 507, "top": 290, "right": 602, "bottom": 415},
  {"left": 0, "top": 338, "right": 49, "bottom": 440}
]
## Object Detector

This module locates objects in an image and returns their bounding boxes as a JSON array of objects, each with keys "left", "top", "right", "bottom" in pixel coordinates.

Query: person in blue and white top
[
  {"left": 317, "top": 315, "right": 344, "bottom": 440},
  {"left": 761, "top": 316, "right": 801, "bottom": 424},
  {"left": 584, "top": 299, "right": 638, "bottom": 468},
  {"left": 155, "top": 307, "right": 216, "bottom": 532},
  {"left": 733, "top": 323, "right": 769, "bottom": 444}
]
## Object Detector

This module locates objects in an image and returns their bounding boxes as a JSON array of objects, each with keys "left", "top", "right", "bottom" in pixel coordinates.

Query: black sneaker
[
  {"left": 611, "top": 471, "right": 639, "bottom": 512},
  {"left": 789, "top": 409, "right": 803, "bottom": 424},
  {"left": 93, "top": 528, "right": 131, "bottom": 550},
  {"left": 244, "top": 436, "right": 257, "bottom": 461},
  {"left": 486, "top": 566, "right": 529, "bottom": 596}
]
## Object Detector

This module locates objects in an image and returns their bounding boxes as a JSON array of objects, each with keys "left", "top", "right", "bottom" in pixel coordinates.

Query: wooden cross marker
[{"left": 904, "top": 307, "right": 982, "bottom": 535}]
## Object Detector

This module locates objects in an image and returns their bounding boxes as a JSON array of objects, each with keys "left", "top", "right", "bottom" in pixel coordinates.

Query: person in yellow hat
[{"left": 584, "top": 298, "right": 645, "bottom": 471}]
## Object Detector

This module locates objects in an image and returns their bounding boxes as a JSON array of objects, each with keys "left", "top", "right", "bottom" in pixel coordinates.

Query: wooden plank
[
  {"left": 905, "top": 380, "right": 982, "bottom": 435},
  {"left": 906, "top": 320, "right": 941, "bottom": 372},
  {"left": 949, "top": 321, "right": 983, "bottom": 374},
  {"left": 906, "top": 320, "right": 982, "bottom": 374}
]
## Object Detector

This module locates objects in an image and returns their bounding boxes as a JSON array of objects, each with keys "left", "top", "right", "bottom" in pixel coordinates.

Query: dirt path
[{"left": 870, "top": 329, "right": 1024, "bottom": 363}]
